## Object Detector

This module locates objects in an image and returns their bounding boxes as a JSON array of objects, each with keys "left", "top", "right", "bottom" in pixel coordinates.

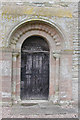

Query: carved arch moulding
[{"left": 7, "top": 19, "right": 68, "bottom": 52}]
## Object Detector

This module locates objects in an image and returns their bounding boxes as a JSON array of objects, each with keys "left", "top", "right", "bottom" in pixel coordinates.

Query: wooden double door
[{"left": 21, "top": 36, "right": 49, "bottom": 100}]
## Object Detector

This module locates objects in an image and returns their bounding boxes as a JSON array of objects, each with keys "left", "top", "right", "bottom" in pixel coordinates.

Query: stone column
[
  {"left": 53, "top": 51, "right": 60, "bottom": 103},
  {"left": 55, "top": 57, "right": 60, "bottom": 93},
  {"left": 12, "top": 52, "right": 19, "bottom": 104},
  {"left": 16, "top": 52, "right": 21, "bottom": 103}
]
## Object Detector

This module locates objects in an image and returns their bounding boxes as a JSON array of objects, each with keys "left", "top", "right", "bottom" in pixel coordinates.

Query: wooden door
[{"left": 21, "top": 36, "right": 49, "bottom": 100}]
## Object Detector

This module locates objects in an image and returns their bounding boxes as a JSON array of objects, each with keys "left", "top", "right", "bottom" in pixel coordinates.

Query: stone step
[{"left": 20, "top": 100, "right": 48, "bottom": 106}]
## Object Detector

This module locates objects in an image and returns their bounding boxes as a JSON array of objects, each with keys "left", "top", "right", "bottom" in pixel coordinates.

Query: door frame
[
  {"left": 10, "top": 19, "right": 71, "bottom": 105},
  {"left": 12, "top": 30, "right": 57, "bottom": 104}
]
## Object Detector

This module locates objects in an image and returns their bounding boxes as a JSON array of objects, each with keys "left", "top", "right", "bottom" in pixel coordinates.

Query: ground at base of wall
[{"left": 2, "top": 102, "right": 78, "bottom": 118}]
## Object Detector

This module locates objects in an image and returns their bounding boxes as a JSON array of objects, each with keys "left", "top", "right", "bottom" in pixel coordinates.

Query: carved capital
[
  {"left": 12, "top": 52, "right": 20, "bottom": 57},
  {"left": 53, "top": 51, "right": 61, "bottom": 58}
]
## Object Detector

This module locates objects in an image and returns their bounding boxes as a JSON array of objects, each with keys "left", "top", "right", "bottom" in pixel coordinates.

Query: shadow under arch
[{"left": 21, "top": 35, "right": 50, "bottom": 52}]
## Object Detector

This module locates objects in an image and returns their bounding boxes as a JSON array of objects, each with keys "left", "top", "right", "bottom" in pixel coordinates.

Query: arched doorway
[
  {"left": 6, "top": 18, "right": 72, "bottom": 105},
  {"left": 21, "top": 36, "right": 49, "bottom": 100}
]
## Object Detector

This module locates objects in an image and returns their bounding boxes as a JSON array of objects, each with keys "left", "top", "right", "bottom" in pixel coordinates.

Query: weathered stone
[
  {"left": 2, "top": 4, "right": 72, "bottom": 18},
  {"left": 0, "top": 2, "right": 78, "bottom": 107}
]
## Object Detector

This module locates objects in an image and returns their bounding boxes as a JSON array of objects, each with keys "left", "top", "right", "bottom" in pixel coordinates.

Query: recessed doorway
[{"left": 21, "top": 36, "right": 49, "bottom": 100}]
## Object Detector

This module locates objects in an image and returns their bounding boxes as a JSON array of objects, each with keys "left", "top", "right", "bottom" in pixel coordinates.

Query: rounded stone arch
[
  {"left": 6, "top": 18, "right": 68, "bottom": 51},
  {"left": 7, "top": 18, "right": 72, "bottom": 104}
]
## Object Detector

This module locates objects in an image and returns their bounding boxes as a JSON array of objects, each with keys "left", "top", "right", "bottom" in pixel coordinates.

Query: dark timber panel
[{"left": 21, "top": 36, "right": 49, "bottom": 100}]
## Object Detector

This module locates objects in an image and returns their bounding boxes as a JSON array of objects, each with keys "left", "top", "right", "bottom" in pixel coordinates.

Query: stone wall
[{"left": 0, "top": 1, "right": 78, "bottom": 106}]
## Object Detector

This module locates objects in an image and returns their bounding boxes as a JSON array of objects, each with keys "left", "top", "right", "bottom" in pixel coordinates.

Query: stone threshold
[{"left": 20, "top": 100, "right": 49, "bottom": 106}]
